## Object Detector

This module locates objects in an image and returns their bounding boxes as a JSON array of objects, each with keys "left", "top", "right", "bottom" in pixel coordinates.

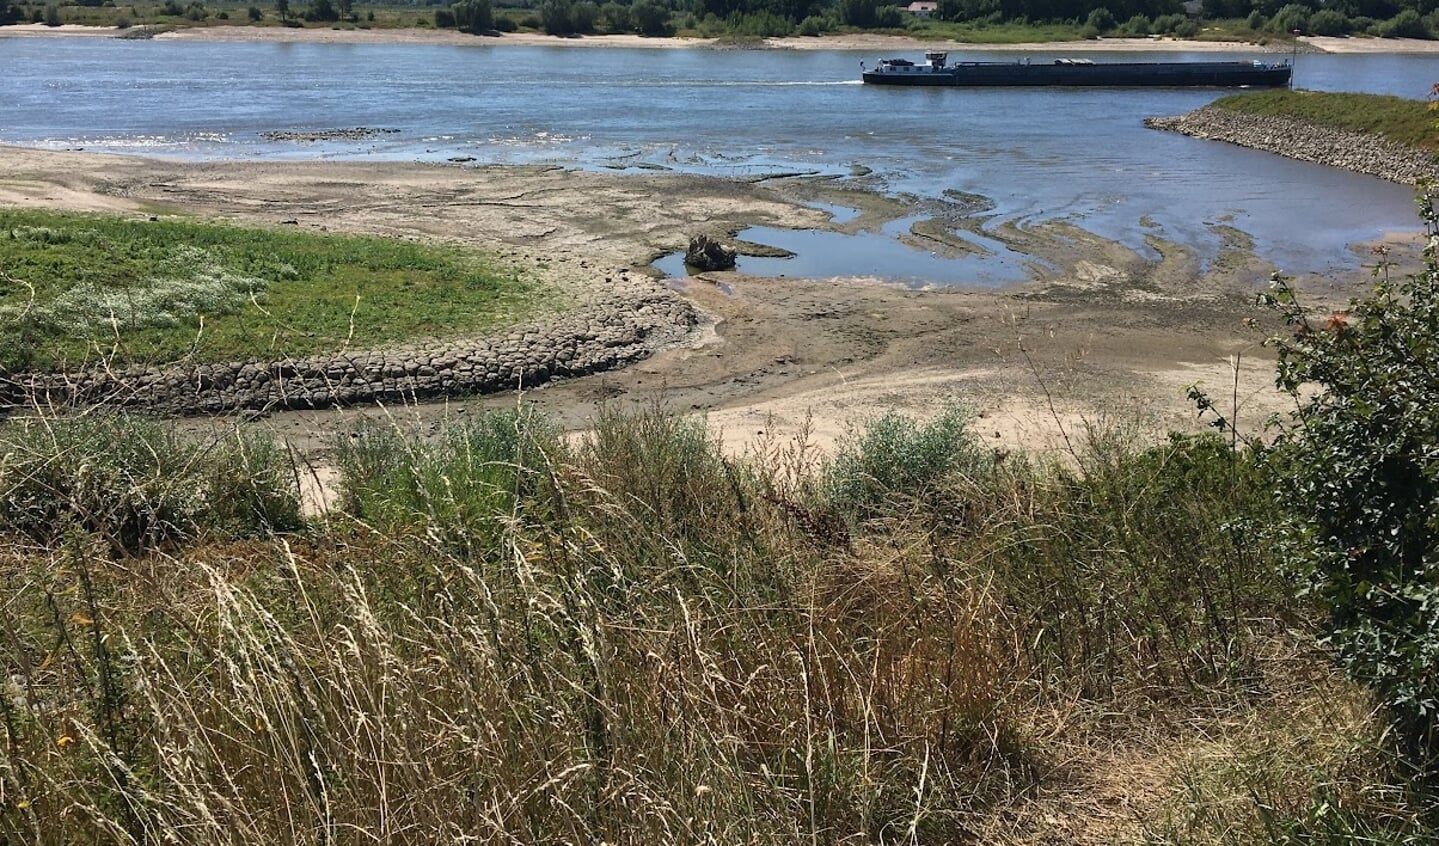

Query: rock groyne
[
  {"left": 0, "top": 270, "right": 699, "bottom": 417},
  {"left": 1144, "top": 106, "right": 1439, "bottom": 186}
]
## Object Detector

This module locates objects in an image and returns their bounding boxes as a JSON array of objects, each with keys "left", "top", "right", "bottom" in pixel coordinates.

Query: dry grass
[{"left": 0, "top": 406, "right": 1430, "bottom": 844}]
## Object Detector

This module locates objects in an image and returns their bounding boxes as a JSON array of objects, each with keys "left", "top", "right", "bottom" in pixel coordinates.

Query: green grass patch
[
  {"left": 1212, "top": 89, "right": 1439, "bottom": 153},
  {"left": 0, "top": 209, "right": 543, "bottom": 371}
]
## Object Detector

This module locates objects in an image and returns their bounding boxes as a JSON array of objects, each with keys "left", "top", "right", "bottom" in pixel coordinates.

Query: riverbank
[
  {"left": 4, "top": 22, "right": 1439, "bottom": 53},
  {"left": 1, "top": 144, "right": 1395, "bottom": 457},
  {"left": 1145, "top": 104, "right": 1439, "bottom": 185}
]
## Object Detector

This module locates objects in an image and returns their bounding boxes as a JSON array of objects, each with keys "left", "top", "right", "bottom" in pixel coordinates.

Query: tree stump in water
[{"left": 685, "top": 235, "right": 737, "bottom": 271}]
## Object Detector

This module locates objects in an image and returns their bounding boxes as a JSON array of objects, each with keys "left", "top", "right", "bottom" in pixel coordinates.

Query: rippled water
[{"left": 2, "top": 36, "right": 1435, "bottom": 280}]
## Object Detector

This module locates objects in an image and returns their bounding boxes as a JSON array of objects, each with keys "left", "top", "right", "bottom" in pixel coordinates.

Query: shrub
[
  {"left": 1117, "top": 12, "right": 1151, "bottom": 34},
  {"left": 1085, "top": 5, "right": 1116, "bottom": 31},
  {"left": 42, "top": 1, "right": 60, "bottom": 24},
  {"left": 823, "top": 404, "right": 984, "bottom": 520},
  {"left": 796, "top": 12, "right": 831, "bottom": 33},
  {"left": 493, "top": 14, "right": 516, "bottom": 30},
  {"left": 1172, "top": 16, "right": 1199, "bottom": 35},
  {"left": 629, "top": 0, "right": 669, "bottom": 33},
  {"left": 1152, "top": 12, "right": 1186, "bottom": 31},
  {"left": 433, "top": 5, "right": 454, "bottom": 25},
  {"left": 538, "top": 0, "right": 573, "bottom": 32},
  {"left": 452, "top": 0, "right": 492, "bottom": 32},
  {"left": 600, "top": 0, "right": 628, "bottom": 31},
  {"left": 570, "top": 0, "right": 597, "bottom": 31},
  {"left": 1246, "top": 9, "right": 1266, "bottom": 28},
  {"left": 1267, "top": 2, "right": 1311, "bottom": 32},
  {"left": 1258, "top": 213, "right": 1439, "bottom": 772},
  {"left": 1378, "top": 8, "right": 1429, "bottom": 38},
  {"left": 114, "top": 12, "right": 129, "bottom": 26},
  {"left": 247, "top": 3, "right": 261, "bottom": 18},
  {"left": 1309, "top": 8, "right": 1352, "bottom": 34}
]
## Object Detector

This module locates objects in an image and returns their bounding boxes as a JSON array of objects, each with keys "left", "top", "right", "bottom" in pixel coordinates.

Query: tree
[
  {"left": 630, "top": 0, "right": 672, "bottom": 34},
  {"left": 0, "top": 0, "right": 22, "bottom": 23},
  {"left": 276, "top": 0, "right": 290, "bottom": 21},
  {"left": 539, "top": 0, "right": 574, "bottom": 32},
  {"left": 600, "top": 0, "right": 630, "bottom": 30},
  {"left": 452, "top": 0, "right": 493, "bottom": 31},
  {"left": 304, "top": 0, "right": 339, "bottom": 21}
]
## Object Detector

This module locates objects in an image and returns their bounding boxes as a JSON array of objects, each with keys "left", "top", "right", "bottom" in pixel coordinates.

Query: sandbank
[
  {"left": 1, "top": 143, "right": 1386, "bottom": 457},
  {"left": 4, "top": 22, "right": 1439, "bottom": 54}
]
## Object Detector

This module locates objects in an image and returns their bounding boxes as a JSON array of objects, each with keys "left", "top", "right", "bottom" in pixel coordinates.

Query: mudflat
[{"left": 0, "top": 144, "right": 1404, "bottom": 457}]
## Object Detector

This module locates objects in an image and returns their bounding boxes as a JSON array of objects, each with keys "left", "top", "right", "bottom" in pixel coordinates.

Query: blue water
[{"left": 1, "top": 36, "right": 1434, "bottom": 280}]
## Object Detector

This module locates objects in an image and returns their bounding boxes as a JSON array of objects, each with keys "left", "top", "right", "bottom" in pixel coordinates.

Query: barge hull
[{"left": 861, "top": 61, "right": 1292, "bottom": 88}]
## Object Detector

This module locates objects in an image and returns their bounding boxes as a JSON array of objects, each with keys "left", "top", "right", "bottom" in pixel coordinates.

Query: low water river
[{"left": 2, "top": 36, "right": 1436, "bottom": 282}]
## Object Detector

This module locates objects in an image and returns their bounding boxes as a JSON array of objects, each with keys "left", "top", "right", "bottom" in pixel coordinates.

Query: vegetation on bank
[
  {"left": 5, "top": 0, "right": 1439, "bottom": 43},
  {"left": 3, "top": 205, "right": 1439, "bottom": 840},
  {"left": 1212, "top": 89, "right": 1439, "bottom": 153},
  {"left": 0, "top": 209, "right": 540, "bottom": 372}
]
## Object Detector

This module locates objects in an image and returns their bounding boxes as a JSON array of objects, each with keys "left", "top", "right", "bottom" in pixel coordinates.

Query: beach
[{"left": 4, "top": 22, "right": 1439, "bottom": 53}]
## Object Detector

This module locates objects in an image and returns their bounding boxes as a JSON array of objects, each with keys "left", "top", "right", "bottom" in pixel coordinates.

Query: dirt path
[{"left": 0, "top": 145, "right": 1390, "bottom": 462}]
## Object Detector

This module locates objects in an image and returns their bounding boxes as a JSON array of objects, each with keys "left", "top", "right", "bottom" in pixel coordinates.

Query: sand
[
  {"left": 4, "top": 142, "right": 1393, "bottom": 466},
  {"left": 4, "top": 22, "right": 1439, "bottom": 54}
]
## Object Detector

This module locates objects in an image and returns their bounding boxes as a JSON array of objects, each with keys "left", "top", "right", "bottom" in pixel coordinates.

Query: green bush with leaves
[
  {"left": 1259, "top": 201, "right": 1439, "bottom": 773},
  {"left": 823, "top": 404, "right": 984, "bottom": 520}
]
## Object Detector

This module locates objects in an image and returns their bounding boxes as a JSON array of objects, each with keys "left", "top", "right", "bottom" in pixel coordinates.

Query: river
[{"left": 1, "top": 35, "right": 1435, "bottom": 282}]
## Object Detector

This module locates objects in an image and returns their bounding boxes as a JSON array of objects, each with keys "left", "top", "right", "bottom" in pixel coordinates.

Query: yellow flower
[{"left": 56, "top": 736, "right": 74, "bottom": 748}]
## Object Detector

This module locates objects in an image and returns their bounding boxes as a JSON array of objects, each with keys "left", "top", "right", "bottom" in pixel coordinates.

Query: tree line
[{"left": 424, "top": 0, "right": 1436, "bottom": 38}]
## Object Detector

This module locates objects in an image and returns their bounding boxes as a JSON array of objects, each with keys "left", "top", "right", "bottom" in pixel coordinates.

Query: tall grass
[
  {"left": 0, "top": 413, "right": 300, "bottom": 551},
  {"left": 0, "top": 406, "right": 1428, "bottom": 842}
]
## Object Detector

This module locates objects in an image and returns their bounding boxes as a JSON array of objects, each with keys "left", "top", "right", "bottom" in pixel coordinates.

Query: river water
[{"left": 2, "top": 36, "right": 1436, "bottom": 281}]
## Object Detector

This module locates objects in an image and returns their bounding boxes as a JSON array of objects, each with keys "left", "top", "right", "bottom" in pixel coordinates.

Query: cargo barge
[{"left": 861, "top": 52, "right": 1293, "bottom": 87}]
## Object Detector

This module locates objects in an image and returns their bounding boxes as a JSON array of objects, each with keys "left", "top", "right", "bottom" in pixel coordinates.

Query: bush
[
  {"left": 1172, "top": 16, "right": 1199, "bottom": 35},
  {"left": 823, "top": 405, "right": 984, "bottom": 520},
  {"left": 451, "top": 0, "right": 492, "bottom": 33},
  {"left": 493, "top": 14, "right": 516, "bottom": 30},
  {"left": 1117, "top": 12, "right": 1151, "bottom": 34},
  {"left": 1246, "top": 9, "right": 1266, "bottom": 28},
  {"left": 433, "top": 5, "right": 455, "bottom": 26},
  {"left": 1378, "top": 8, "right": 1430, "bottom": 37},
  {"left": 1085, "top": 5, "right": 1116, "bottom": 31},
  {"left": 570, "top": 0, "right": 597, "bottom": 31},
  {"left": 796, "top": 12, "right": 831, "bottom": 33},
  {"left": 247, "top": 3, "right": 260, "bottom": 18},
  {"left": 1309, "top": 8, "right": 1351, "bottom": 34},
  {"left": 600, "top": 0, "right": 628, "bottom": 31},
  {"left": 629, "top": 0, "right": 669, "bottom": 34},
  {"left": 1258, "top": 211, "right": 1439, "bottom": 772},
  {"left": 42, "top": 1, "right": 60, "bottom": 24},
  {"left": 1152, "top": 12, "right": 1186, "bottom": 31},
  {"left": 1267, "top": 2, "right": 1311, "bottom": 32}
]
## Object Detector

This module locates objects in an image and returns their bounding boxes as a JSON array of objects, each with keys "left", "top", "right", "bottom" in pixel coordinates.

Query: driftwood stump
[{"left": 685, "top": 235, "right": 737, "bottom": 271}]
